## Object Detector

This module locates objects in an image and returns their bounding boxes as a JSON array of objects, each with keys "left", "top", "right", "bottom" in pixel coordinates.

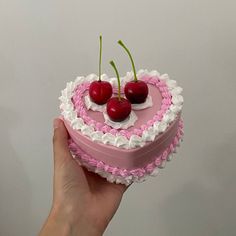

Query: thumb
[{"left": 53, "top": 118, "right": 72, "bottom": 167}]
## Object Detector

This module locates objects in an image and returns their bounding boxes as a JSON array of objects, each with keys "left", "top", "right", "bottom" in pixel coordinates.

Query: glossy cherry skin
[
  {"left": 124, "top": 80, "right": 148, "bottom": 104},
  {"left": 106, "top": 97, "right": 131, "bottom": 122},
  {"left": 89, "top": 81, "right": 112, "bottom": 105}
]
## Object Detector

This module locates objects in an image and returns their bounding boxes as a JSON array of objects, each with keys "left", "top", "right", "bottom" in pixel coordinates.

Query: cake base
[{"left": 68, "top": 119, "right": 184, "bottom": 185}]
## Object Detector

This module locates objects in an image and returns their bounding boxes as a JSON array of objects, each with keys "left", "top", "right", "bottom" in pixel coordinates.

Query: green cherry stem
[
  {"left": 99, "top": 35, "right": 102, "bottom": 81},
  {"left": 110, "top": 60, "right": 121, "bottom": 101},
  {"left": 118, "top": 40, "right": 138, "bottom": 82}
]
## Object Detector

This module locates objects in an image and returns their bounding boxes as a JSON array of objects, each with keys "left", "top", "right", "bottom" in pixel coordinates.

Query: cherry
[
  {"left": 107, "top": 61, "right": 131, "bottom": 122},
  {"left": 89, "top": 35, "right": 112, "bottom": 105},
  {"left": 118, "top": 40, "right": 148, "bottom": 104},
  {"left": 89, "top": 81, "right": 112, "bottom": 105},
  {"left": 124, "top": 80, "right": 148, "bottom": 104},
  {"left": 107, "top": 97, "right": 131, "bottom": 122}
]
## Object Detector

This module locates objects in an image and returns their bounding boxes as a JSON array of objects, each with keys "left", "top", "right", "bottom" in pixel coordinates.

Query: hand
[{"left": 39, "top": 119, "right": 129, "bottom": 236}]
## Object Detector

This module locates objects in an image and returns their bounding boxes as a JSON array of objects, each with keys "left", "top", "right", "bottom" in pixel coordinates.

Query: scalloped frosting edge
[{"left": 69, "top": 119, "right": 184, "bottom": 185}]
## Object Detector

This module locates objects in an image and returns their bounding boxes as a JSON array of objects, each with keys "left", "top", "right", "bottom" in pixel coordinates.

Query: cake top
[{"left": 59, "top": 69, "right": 183, "bottom": 150}]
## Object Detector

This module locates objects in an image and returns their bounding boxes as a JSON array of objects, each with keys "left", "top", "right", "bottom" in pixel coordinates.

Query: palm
[{"left": 55, "top": 156, "right": 128, "bottom": 230}]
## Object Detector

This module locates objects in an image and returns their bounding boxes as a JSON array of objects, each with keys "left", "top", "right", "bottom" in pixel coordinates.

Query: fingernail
[{"left": 53, "top": 119, "right": 61, "bottom": 129}]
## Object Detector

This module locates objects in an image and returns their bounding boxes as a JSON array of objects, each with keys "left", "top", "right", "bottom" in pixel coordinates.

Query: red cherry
[
  {"left": 89, "top": 81, "right": 112, "bottom": 105},
  {"left": 107, "top": 97, "right": 131, "bottom": 122},
  {"left": 124, "top": 80, "right": 148, "bottom": 104}
]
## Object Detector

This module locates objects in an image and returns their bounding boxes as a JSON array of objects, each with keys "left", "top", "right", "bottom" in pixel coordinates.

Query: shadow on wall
[
  {"left": 159, "top": 133, "right": 236, "bottom": 236},
  {"left": 0, "top": 107, "right": 32, "bottom": 236}
]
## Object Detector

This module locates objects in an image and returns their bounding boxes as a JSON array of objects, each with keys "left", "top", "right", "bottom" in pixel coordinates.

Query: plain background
[{"left": 0, "top": 1, "right": 236, "bottom": 235}]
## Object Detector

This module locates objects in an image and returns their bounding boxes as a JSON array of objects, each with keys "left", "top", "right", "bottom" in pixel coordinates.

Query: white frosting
[
  {"left": 142, "top": 126, "right": 156, "bottom": 142},
  {"left": 91, "top": 131, "right": 104, "bottom": 142},
  {"left": 70, "top": 118, "right": 83, "bottom": 130},
  {"left": 115, "top": 136, "right": 129, "bottom": 148},
  {"left": 131, "top": 95, "right": 153, "bottom": 110},
  {"left": 129, "top": 135, "right": 145, "bottom": 148},
  {"left": 81, "top": 125, "right": 94, "bottom": 136},
  {"left": 137, "top": 69, "right": 161, "bottom": 79},
  {"left": 172, "top": 94, "right": 184, "bottom": 105},
  {"left": 102, "top": 133, "right": 115, "bottom": 145},
  {"left": 84, "top": 95, "right": 105, "bottom": 112},
  {"left": 103, "top": 111, "right": 137, "bottom": 129},
  {"left": 59, "top": 70, "right": 184, "bottom": 149}
]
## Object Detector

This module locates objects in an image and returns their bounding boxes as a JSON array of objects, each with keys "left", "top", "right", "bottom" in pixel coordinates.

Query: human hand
[{"left": 39, "top": 118, "right": 129, "bottom": 236}]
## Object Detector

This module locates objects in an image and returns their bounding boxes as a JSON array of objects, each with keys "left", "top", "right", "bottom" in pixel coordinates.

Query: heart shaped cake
[
  {"left": 59, "top": 69, "right": 184, "bottom": 185},
  {"left": 59, "top": 36, "right": 183, "bottom": 185}
]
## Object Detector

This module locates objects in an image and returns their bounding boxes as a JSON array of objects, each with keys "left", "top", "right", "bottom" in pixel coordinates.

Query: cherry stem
[
  {"left": 118, "top": 40, "right": 138, "bottom": 82},
  {"left": 110, "top": 60, "right": 121, "bottom": 101},
  {"left": 99, "top": 35, "right": 102, "bottom": 81}
]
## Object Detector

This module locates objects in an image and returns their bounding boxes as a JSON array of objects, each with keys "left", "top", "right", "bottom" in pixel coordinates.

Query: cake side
[
  {"left": 68, "top": 118, "right": 183, "bottom": 185},
  {"left": 64, "top": 114, "right": 181, "bottom": 169}
]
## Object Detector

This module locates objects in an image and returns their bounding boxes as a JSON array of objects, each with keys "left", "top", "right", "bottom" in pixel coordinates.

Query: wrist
[{"left": 48, "top": 204, "right": 104, "bottom": 236}]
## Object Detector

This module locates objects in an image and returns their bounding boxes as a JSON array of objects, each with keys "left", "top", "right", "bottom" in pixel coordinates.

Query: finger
[
  {"left": 52, "top": 119, "right": 91, "bottom": 191},
  {"left": 116, "top": 182, "right": 132, "bottom": 193},
  {"left": 53, "top": 118, "right": 72, "bottom": 166}
]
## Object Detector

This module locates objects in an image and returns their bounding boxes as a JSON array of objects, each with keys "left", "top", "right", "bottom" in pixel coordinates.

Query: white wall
[{"left": 0, "top": 1, "right": 236, "bottom": 235}]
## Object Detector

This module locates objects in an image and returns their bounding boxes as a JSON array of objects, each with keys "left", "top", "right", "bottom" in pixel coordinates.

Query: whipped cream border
[{"left": 59, "top": 69, "right": 183, "bottom": 149}]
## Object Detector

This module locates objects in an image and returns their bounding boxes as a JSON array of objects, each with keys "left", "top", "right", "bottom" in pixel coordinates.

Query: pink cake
[{"left": 59, "top": 69, "right": 184, "bottom": 185}]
